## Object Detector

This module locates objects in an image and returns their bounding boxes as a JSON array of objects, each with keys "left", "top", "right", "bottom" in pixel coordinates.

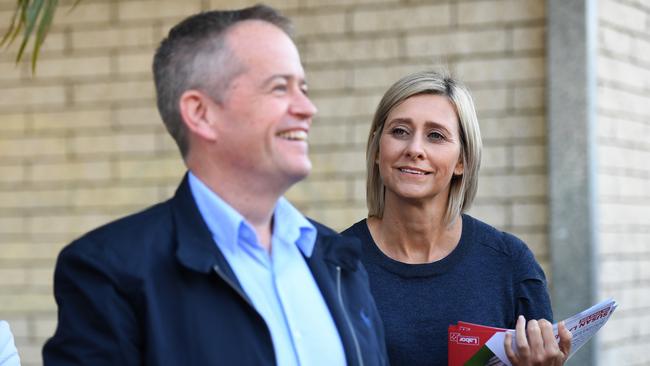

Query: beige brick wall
[
  {"left": 290, "top": 1, "right": 548, "bottom": 253},
  {"left": 597, "top": 0, "right": 650, "bottom": 364},
  {"left": 0, "top": 0, "right": 188, "bottom": 363},
  {"left": 0, "top": 0, "right": 550, "bottom": 364}
]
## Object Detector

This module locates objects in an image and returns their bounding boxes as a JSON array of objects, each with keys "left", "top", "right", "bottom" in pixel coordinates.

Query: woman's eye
[
  {"left": 390, "top": 127, "right": 408, "bottom": 137},
  {"left": 428, "top": 131, "right": 444, "bottom": 140}
]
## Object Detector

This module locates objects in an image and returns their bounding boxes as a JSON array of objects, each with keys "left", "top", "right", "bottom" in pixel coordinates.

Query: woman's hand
[{"left": 504, "top": 315, "right": 572, "bottom": 366}]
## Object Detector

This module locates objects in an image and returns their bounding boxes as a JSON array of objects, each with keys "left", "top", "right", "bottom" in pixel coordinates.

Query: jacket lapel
[{"left": 171, "top": 174, "right": 243, "bottom": 289}]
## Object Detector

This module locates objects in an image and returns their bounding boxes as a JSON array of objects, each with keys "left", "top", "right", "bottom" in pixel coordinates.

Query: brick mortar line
[
  {"left": 599, "top": 49, "right": 650, "bottom": 70},
  {"left": 598, "top": 108, "right": 650, "bottom": 124},
  {"left": 609, "top": 0, "right": 650, "bottom": 14},
  {"left": 0, "top": 178, "right": 182, "bottom": 190},
  {"left": 597, "top": 169, "right": 650, "bottom": 181},
  {"left": 0, "top": 104, "right": 157, "bottom": 116},
  {"left": 0, "top": 153, "right": 178, "bottom": 165},
  {"left": 0, "top": 126, "right": 165, "bottom": 138},
  {"left": 598, "top": 78, "right": 650, "bottom": 96},
  {"left": 599, "top": 199, "right": 650, "bottom": 207},
  {"left": 2, "top": 46, "right": 159, "bottom": 60},
  {"left": 599, "top": 253, "right": 650, "bottom": 260},
  {"left": 302, "top": 50, "right": 545, "bottom": 66},
  {"left": 597, "top": 138, "right": 650, "bottom": 151},
  {"left": 599, "top": 19, "right": 650, "bottom": 41},
  {"left": 600, "top": 224, "right": 650, "bottom": 233},
  {"left": 294, "top": 20, "right": 546, "bottom": 41}
]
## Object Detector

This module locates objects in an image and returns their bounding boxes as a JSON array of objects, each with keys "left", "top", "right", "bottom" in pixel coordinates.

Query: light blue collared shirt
[
  {"left": 188, "top": 173, "right": 346, "bottom": 366},
  {"left": 0, "top": 321, "right": 20, "bottom": 366}
]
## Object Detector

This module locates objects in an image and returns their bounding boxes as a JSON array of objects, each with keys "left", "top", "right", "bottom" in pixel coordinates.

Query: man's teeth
[
  {"left": 400, "top": 168, "right": 427, "bottom": 175},
  {"left": 277, "top": 130, "right": 308, "bottom": 141}
]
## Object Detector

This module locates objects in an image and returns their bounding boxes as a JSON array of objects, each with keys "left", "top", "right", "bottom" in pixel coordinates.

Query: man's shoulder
[
  {"left": 84, "top": 199, "right": 171, "bottom": 240},
  {"left": 307, "top": 218, "right": 338, "bottom": 237},
  {"left": 63, "top": 199, "right": 175, "bottom": 263},
  {"left": 307, "top": 217, "right": 362, "bottom": 246}
]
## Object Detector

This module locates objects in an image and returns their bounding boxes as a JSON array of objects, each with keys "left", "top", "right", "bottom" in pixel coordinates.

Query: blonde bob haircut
[{"left": 366, "top": 70, "right": 482, "bottom": 225}]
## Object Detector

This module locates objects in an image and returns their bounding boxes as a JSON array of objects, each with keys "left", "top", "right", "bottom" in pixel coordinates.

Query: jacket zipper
[
  {"left": 212, "top": 264, "right": 256, "bottom": 310},
  {"left": 336, "top": 266, "right": 364, "bottom": 366}
]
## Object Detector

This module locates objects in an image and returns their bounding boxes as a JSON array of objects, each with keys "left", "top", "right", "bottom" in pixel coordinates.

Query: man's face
[{"left": 210, "top": 20, "right": 317, "bottom": 193}]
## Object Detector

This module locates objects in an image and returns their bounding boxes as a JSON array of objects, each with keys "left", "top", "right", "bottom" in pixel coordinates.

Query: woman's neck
[{"left": 368, "top": 197, "right": 462, "bottom": 264}]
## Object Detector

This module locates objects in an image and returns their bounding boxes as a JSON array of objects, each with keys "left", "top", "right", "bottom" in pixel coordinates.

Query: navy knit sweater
[{"left": 342, "top": 214, "right": 552, "bottom": 366}]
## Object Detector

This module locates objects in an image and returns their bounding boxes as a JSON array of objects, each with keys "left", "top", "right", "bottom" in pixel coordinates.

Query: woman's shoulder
[
  {"left": 463, "top": 214, "right": 530, "bottom": 258},
  {"left": 464, "top": 215, "right": 545, "bottom": 281},
  {"left": 340, "top": 218, "right": 369, "bottom": 239}
]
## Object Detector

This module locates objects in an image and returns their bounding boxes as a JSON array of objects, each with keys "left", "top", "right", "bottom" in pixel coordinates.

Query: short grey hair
[{"left": 152, "top": 5, "right": 292, "bottom": 158}]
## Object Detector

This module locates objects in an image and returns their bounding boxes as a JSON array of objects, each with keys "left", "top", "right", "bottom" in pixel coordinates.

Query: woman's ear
[
  {"left": 179, "top": 90, "right": 218, "bottom": 142},
  {"left": 454, "top": 155, "right": 464, "bottom": 176}
]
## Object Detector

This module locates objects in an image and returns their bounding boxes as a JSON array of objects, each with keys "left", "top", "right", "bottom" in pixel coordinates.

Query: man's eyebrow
[
  {"left": 261, "top": 74, "right": 290, "bottom": 86},
  {"left": 261, "top": 74, "right": 307, "bottom": 87}
]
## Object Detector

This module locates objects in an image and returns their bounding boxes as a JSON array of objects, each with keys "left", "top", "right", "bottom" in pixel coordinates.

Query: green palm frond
[{"left": 1, "top": 0, "right": 68, "bottom": 73}]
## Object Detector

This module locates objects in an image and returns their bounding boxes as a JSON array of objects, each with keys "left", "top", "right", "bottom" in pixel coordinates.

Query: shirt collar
[
  {"left": 273, "top": 196, "right": 317, "bottom": 257},
  {"left": 188, "top": 172, "right": 317, "bottom": 258}
]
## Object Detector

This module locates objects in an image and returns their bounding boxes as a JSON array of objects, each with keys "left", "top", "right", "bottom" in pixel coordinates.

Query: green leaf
[
  {"left": 32, "top": 0, "right": 58, "bottom": 73},
  {"left": 1, "top": 0, "right": 72, "bottom": 72},
  {"left": 70, "top": 0, "right": 81, "bottom": 11},
  {"left": 0, "top": 1, "right": 21, "bottom": 47},
  {"left": 25, "top": 0, "right": 46, "bottom": 41},
  {"left": 16, "top": 0, "right": 45, "bottom": 64}
]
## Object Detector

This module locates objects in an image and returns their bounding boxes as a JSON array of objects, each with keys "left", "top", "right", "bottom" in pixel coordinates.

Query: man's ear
[{"left": 179, "top": 90, "right": 218, "bottom": 142}]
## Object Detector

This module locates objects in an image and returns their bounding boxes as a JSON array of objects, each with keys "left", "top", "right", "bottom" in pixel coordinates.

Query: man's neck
[{"left": 189, "top": 165, "right": 284, "bottom": 252}]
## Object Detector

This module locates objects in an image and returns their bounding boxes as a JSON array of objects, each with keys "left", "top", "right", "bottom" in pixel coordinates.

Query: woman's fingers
[
  {"left": 515, "top": 315, "right": 530, "bottom": 359},
  {"left": 505, "top": 331, "right": 519, "bottom": 365},
  {"left": 538, "top": 319, "right": 562, "bottom": 361},
  {"left": 506, "top": 317, "right": 572, "bottom": 366},
  {"left": 557, "top": 321, "right": 573, "bottom": 358},
  {"left": 526, "top": 319, "right": 546, "bottom": 364}
]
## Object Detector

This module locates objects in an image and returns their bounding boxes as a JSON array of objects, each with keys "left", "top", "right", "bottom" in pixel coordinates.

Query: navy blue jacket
[{"left": 43, "top": 176, "right": 387, "bottom": 365}]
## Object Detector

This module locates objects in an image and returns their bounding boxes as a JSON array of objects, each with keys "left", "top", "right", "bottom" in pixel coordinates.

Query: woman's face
[{"left": 377, "top": 94, "right": 464, "bottom": 204}]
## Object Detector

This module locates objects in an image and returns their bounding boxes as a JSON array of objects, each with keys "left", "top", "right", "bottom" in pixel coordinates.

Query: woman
[{"left": 342, "top": 71, "right": 571, "bottom": 365}]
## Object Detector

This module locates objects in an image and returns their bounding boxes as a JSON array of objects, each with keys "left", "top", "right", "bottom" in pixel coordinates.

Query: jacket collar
[
  {"left": 172, "top": 174, "right": 236, "bottom": 277},
  {"left": 309, "top": 220, "right": 362, "bottom": 272},
  {"left": 172, "top": 174, "right": 362, "bottom": 274}
]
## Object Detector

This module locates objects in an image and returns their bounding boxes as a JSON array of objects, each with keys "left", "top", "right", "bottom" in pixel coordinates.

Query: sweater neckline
[{"left": 358, "top": 214, "right": 473, "bottom": 278}]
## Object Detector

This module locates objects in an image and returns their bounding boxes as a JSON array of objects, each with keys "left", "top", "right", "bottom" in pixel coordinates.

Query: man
[
  {"left": 43, "top": 5, "right": 386, "bottom": 366},
  {"left": 0, "top": 321, "right": 20, "bottom": 366}
]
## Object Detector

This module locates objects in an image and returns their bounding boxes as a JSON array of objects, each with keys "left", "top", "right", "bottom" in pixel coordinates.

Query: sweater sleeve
[{"left": 512, "top": 241, "right": 553, "bottom": 326}]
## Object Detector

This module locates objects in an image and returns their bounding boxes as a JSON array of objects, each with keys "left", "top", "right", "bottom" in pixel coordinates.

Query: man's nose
[{"left": 290, "top": 91, "right": 318, "bottom": 119}]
